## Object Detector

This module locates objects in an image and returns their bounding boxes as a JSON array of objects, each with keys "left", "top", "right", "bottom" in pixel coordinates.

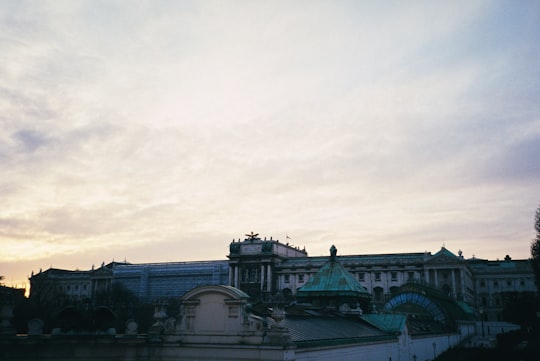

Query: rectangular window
[
  {"left": 494, "top": 281, "right": 499, "bottom": 287},
  {"left": 248, "top": 267, "right": 257, "bottom": 282},
  {"left": 408, "top": 272, "right": 414, "bottom": 280},
  {"left": 298, "top": 274, "right": 304, "bottom": 283},
  {"left": 284, "top": 275, "right": 290, "bottom": 284},
  {"left": 358, "top": 272, "right": 365, "bottom": 281},
  {"left": 375, "top": 272, "right": 381, "bottom": 281},
  {"left": 391, "top": 272, "right": 398, "bottom": 281}
]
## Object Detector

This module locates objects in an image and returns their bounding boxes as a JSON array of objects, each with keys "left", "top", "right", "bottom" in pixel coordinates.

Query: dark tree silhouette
[
  {"left": 531, "top": 204, "right": 540, "bottom": 295},
  {"left": 502, "top": 293, "right": 537, "bottom": 328}
]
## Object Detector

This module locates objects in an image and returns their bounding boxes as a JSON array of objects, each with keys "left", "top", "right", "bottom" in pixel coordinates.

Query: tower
[{"left": 227, "top": 232, "right": 307, "bottom": 301}]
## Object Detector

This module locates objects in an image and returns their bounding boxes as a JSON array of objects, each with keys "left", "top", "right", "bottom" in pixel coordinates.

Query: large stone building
[
  {"left": 468, "top": 255, "right": 537, "bottom": 321},
  {"left": 113, "top": 260, "right": 229, "bottom": 303},
  {"left": 28, "top": 232, "right": 536, "bottom": 322},
  {"left": 10, "top": 240, "right": 532, "bottom": 361},
  {"left": 227, "top": 233, "right": 535, "bottom": 322},
  {"left": 29, "top": 262, "right": 124, "bottom": 305},
  {"left": 29, "top": 261, "right": 229, "bottom": 305},
  {"left": 6, "top": 251, "right": 483, "bottom": 361}
]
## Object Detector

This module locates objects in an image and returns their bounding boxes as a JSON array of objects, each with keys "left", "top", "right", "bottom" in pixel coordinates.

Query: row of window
[
  {"left": 283, "top": 274, "right": 305, "bottom": 283},
  {"left": 57, "top": 284, "right": 89, "bottom": 293},
  {"left": 282, "top": 271, "right": 417, "bottom": 284},
  {"left": 282, "top": 272, "right": 421, "bottom": 285},
  {"left": 478, "top": 279, "right": 528, "bottom": 288},
  {"left": 359, "top": 271, "right": 416, "bottom": 282}
]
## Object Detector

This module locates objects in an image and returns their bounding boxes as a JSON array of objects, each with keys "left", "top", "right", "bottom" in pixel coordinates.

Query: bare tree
[{"left": 531, "top": 204, "right": 540, "bottom": 295}]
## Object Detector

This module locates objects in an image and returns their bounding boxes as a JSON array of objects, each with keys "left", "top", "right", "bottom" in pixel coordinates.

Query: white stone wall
[
  {"left": 408, "top": 333, "right": 462, "bottom": 361},
  {"left": 295, "top": 341, "right": 400, "bottom": 361}
]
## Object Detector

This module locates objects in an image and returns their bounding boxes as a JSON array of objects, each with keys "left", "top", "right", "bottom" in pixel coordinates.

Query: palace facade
[
  {"left": 29, "top": 233, "right": 536, "bottom": 322},
  {"left": 227, "top": 233, "right": 535, "bottom": 321}
]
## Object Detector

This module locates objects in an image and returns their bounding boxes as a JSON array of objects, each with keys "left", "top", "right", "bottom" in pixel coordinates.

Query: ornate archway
[{"left": 384, "top": 292, "right": 446, "bottom": 323}]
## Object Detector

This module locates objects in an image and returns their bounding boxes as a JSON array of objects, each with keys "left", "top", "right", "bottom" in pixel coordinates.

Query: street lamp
[{"left": 479, "top": 306, "right": 485, "bottom": 338}]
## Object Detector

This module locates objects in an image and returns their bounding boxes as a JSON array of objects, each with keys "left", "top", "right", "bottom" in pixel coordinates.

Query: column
[
  {"left": 229, "top": 265, "right": 233, "bottom": 286},
  {"left": 383, "top": 272, "right": 388, "bottom": 301},
  {"left": 267, "top": 265, "right": 272, "bottom": 293},
  {"left": 460, "top": 269, "right": 466, "bottom": 301},
  {"left": 260, "top": 264, "right": 265, "bottom": 291},
  {"left": 234, "top": 266, "right": 239, "bottom": 288},
  {"left": 434, "top": 269, "right": 439, "bottom": 288},
  {"left": 451, "top": 269, "right": 456, "bottom": 298}
]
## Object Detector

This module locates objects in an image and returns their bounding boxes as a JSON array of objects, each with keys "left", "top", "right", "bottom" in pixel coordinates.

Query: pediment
[
  {"left": 425, "top": 247, "right": 463, "bottom": 265},
  {"left": 425, "top": 254, "right": 462, "bottom": 265}
]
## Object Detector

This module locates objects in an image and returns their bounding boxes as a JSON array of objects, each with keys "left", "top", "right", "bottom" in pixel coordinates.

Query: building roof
[
  {"left": 361, "top": 314, "right": 407, "bottom": 334},
  {"left": 467, "top": 258, "right": 532, "bottom": 274},
  {"left": 219, "top": 285, "right": 251, "bottom": 299},
  {"left": 283, "top": 316, "right": 393, "bottom": 347},
  {"left": 182, "top": 284, "right": 250, "bottom": 302},
  {"left": 281, "top": 252, "right": 428, "bottom": 268},
  {"left": 296, "top": 247, "right": 370, "bottom": 298},
  {"left": 433, "top": 247, "right": 459, "bottom": 258}
]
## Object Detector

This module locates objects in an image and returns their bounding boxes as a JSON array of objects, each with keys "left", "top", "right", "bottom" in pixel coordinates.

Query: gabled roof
[
  {"left": 296, "top": 247, "right": 370, "bottom": 298},
  {"left": 425, "top": 247, "right": 463, "bottom": 265},
  {"left": 433, "top": 247, "right": 458, "bottom": 258}
]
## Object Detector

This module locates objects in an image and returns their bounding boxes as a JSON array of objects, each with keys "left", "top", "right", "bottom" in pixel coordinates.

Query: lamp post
[{"left": 479, "top": 306, "right": 485, "bottom": 338}]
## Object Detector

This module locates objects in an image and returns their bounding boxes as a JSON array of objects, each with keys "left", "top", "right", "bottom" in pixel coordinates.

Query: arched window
[{"left": 373, "top": 287, "right": 384, "bottom": 302}]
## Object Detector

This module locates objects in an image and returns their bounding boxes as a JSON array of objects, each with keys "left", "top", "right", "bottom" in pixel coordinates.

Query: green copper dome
[{"left": 296, "top": 245, "right": 370, "bottom": 298}]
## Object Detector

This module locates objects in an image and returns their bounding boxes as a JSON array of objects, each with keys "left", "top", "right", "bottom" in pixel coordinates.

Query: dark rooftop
[{"left": 282, "top": 316, "right": 394, "bottom": 347}]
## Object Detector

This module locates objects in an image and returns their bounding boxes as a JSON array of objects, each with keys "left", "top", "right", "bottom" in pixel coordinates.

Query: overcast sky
[{"left": 1, "top": 0, "right": 539, "bottom": 289}]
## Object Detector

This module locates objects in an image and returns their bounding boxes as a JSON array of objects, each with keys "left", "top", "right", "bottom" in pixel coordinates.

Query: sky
[{"left": 1, "top": 0, "right": 539, "bottom": 290}]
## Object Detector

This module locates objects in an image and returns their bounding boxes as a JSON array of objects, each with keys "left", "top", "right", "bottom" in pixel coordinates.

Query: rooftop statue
[
  {"left": 245, "top": 231, "right": 260, "bottom": 242},
  {"left": 330, "top": 245, "right": 337, "bottom": 259}
]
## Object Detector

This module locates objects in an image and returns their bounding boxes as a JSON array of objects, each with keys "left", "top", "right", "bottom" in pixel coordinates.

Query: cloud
[
  {"left": 1, "top": 0, "right": 539, "bottom": 287},
  {"left": 12, "top": 129, "right": 53, "bottom": 152}
]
